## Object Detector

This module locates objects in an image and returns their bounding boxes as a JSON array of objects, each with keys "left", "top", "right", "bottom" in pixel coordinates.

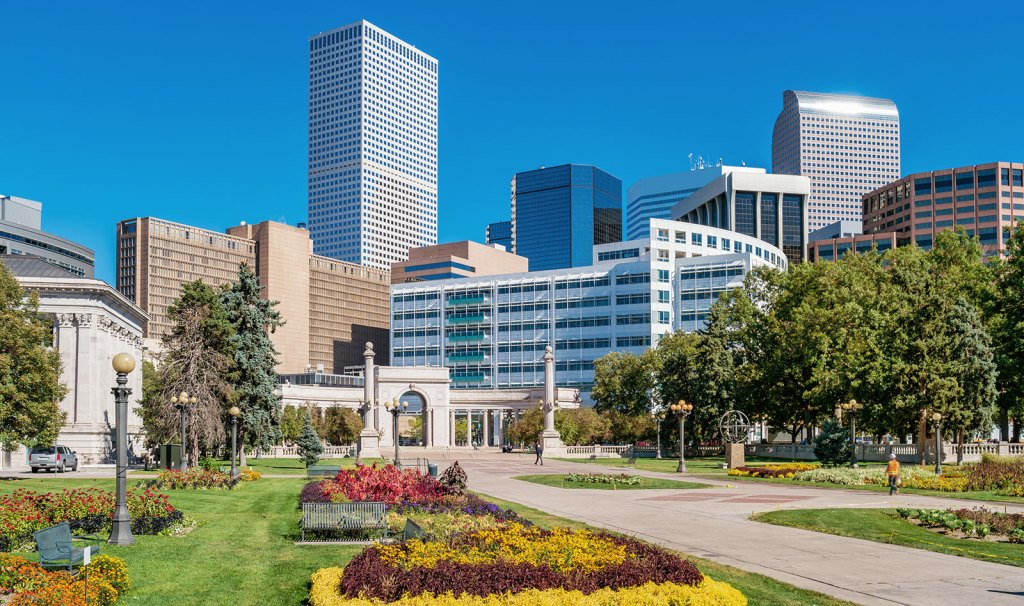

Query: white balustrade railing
[{"left": 244, "top": 444, "right": 356, "bottom": 458}]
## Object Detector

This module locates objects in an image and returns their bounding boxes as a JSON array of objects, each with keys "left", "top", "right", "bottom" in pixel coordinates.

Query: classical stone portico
[{"left": 278, "top": 342, "right": 577, "bottom": 451}]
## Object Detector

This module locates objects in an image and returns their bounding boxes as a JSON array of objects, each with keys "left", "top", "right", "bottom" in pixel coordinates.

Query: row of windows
[
  {"left": 555, "top": 277, "right": 611, "bottom": 289},
  {"left": 555, "top": 296, "right": 610, "bottom": 309},
  {"left": 497, "top": 283, "right": 549, "bottom": 294}
]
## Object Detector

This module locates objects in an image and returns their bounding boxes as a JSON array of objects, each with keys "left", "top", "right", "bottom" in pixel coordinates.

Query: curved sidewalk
[{"left": 461, "top": 457, "right": 1024, "bottom": 606}]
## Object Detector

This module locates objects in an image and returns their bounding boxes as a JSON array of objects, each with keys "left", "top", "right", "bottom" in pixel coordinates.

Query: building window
[
  {"left": 735, "top": 193, "right": 755, "bottom": 237},
  {"left": 657, "top": 269, "right": 670, "bottom": 283},
  {"left": 658, "top": 290, "right": 670, "bottom": 303},
  {"left": 657, "top": 311, "right": 670, "bottom": 324}
]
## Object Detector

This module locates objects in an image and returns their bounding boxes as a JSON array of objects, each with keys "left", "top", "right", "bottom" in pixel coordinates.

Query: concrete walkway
[{"left": 460, "top": 457, "right": 1024, "bottom": 606}]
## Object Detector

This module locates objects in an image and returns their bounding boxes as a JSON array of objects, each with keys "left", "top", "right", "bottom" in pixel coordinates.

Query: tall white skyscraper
[
  {"left": 772, "top": 90, "right": 900, "bottom": 230},
  {"left": 308, "top": 20, "right": 438, "bottom": 269}
]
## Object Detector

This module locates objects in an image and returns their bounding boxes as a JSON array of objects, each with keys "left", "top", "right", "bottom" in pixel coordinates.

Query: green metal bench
[
  {"left": 33, "top": 522, "right": 102, "bottom": 570},
  {"left": 307, "top": 466, "right": 342, "bottom": 479},
  {"left": 301, "top": 501, "right": 388, "bottom": 542}
]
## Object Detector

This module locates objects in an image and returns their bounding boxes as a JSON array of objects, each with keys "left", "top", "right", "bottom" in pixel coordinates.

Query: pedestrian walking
[
  {"left": 534, "top": 441, "right": 544, "bottom": 466},
  {"left": 886, "top": 453, "right": 901, "bottom": 495}
]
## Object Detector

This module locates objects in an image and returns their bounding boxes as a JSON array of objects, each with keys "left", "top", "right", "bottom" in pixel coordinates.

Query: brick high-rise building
[{"left": 115, "top": 218, "right": 389, "bottom": 373}]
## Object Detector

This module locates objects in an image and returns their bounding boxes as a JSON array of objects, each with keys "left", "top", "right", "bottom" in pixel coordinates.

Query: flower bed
[
  {"left": 727, "top": 462, "right": 819, "bottom": 479},
  {"left": 564, "top": 473, "right": 643, "bottom": 486},
  {"left": 897, "top": 507, "right": 1024, "bottom": 542},
  {"left": 0, "top": 553, "right": 130, "bottom": 606},
  {"left": 322, "top": 464, "right": 450, "bottom": 505},
  {"left": 137, "top": 467, "right": 259, "bottom": 490},
  {"left": 0, "top": 487, "right": 182, "bottom": 552}
]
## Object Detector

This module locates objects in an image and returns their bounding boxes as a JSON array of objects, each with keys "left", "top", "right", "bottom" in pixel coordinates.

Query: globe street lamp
[
  {"left": 228, "top": 406, "right": 241, "bottom": 480},
  {"left": 170, "top": 391, "right": 197, "bottom": 469},
  {"left": 385, "top": 398, "right": 409, "bottom": 465},
  {"left": 840, "top": 399, "right": 863, "bottom": 468},
  {"left": 670, "top": 400, "right": 694, "bottom": 473},
  {"left": 110, "top": 353, "right": 136, "bottom": 546},
  {"left": 931, "top": 412, "right": 943, "bottom": 476}
]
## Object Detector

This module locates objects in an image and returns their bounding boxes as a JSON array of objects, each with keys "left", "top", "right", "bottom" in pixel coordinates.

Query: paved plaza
[{"left": 459, "top": 456, "right": 1024, "bottom": 606}]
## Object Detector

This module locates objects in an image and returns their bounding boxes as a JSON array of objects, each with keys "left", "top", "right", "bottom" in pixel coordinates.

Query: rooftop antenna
[
  {"left": 688, "top": 153, "right": 694, "bottom": 171},
  {"left": 741, "top": 161, "right": 746, "bottom": 167},
  {"left": 718, "top": 157, "right": 723, "bottom": 167}
]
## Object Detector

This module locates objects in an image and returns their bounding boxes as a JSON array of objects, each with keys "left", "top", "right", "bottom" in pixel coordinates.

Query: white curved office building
[{"left": 390, "top": 220, "right": 786, "bottom": 399}]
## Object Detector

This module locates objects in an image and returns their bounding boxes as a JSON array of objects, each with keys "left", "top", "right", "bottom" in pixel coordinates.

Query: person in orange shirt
[{"left": 886, "top": 453, "right": 901, "bottom": 495}]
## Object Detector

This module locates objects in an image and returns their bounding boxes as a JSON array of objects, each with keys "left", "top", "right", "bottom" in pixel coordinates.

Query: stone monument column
[
  {"left": 540, "top": 346, "right": 565, "bottom": 454},
  {"left": 358, "top": 342, "right": 381, "bottom": 459}
]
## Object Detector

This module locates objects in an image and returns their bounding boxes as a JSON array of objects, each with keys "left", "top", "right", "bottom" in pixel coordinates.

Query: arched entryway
[{"left": 398, "top": 391, "right": 427, "bottom": 447}]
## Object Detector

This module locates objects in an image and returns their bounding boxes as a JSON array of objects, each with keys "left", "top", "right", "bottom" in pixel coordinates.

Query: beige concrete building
[
  {"left": 116, "top": 218, "right": 389, "bottom": 374},
  {"left": 390, "top": 240, "right": 528, "bottom": 284}
]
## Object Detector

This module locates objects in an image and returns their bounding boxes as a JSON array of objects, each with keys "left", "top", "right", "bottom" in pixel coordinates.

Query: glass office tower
[
  {"left": 511, "top": 164, "right": 622, "bottom": 271},
  {"left": 485, "top": 220, "right": 513, "bottom": 250}
]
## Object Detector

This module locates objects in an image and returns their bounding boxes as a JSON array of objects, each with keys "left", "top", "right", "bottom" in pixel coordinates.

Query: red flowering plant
[
  {"left": 328, "top": 464, "right": 449, "bottom": 506},
  {"left": 0, "top": 488, "right": 181, "bottom": 552}
]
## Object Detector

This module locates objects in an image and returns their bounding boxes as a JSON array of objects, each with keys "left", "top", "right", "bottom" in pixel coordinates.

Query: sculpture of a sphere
[{"left": 719, "top": 410, "right": 752, "bottom": 444}]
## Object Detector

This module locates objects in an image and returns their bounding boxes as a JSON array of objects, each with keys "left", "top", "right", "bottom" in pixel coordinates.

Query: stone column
[
  {"left": 358, "top": 342, "right": 381, "bottom": 459},
  {"left": 483, "top": 411, "right": 490, "bottom": 447},
  {"left": 540, "top": 346, "right": 564, "bottom": 454},
  {"left": 450, "top": 409, "right": 456, "bottom": 446}
]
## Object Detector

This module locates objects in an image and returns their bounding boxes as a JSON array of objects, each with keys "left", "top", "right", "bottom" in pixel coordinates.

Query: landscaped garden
[
  {"left": 754, "top": 507, "right": 1024, "bottom": 568},
  {"left": 0, "top": 464, "right": 862, "bottom": 605},
  {"left": 514, "top": 471, "right": 706, "bottom": 490}
]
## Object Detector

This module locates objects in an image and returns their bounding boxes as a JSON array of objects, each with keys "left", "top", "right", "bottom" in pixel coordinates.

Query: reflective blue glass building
[
  {"left": 511, "top": 164, "right": 622, "bottom": 271},
  {"left": 485, "top": 220, "right": 513, "bottom": 250}
]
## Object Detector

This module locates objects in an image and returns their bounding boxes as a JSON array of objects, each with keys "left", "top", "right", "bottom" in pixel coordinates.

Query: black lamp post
[
  {"left": 110, "top": 353, "right": 136, "bottom": 546},
  {"left": 385, "top": 397, "right": 409, "bottom": 464},
  {"left": 670, "top": 400, "right": 694, "bottom": 473},
  {"left": 229, "top": 406, "right": 241, "bottom": 480},
  {"left": 171, "top": 391, "right": 196, "bottom": 469},
  {"left": 932, "top": 412, "right": 943, "bottom": 476},
  {"left": 841, "top": 399, "right": 863, "bottom": 468}
]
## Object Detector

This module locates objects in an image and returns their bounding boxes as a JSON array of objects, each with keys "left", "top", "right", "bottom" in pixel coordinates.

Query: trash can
[
  {"left": 159, "top": 444, "right": 182, "bottom": 470},
  {"left": 427, "top": 463, "right": 438, "bottom": 478}
]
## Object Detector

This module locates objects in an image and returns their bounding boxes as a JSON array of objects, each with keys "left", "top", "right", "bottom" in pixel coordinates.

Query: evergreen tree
[
  {"left": 296, "top": 409, "right": 323, "bottom": 467},
  {"left": 222, "top": 263, "right": 283, "bottom": 458},
  {"left": 0, "top": 263, "right": 67, "bottom": 449},
  {"left": 813, "top": 418, "right": 853, "bottom": 467},
  {"left": 994, "top": 224, "right": 1024, "bottom": 440}
]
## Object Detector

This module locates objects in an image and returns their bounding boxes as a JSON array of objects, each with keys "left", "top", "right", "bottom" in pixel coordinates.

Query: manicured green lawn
[
  {"left": 513, "top": 473, "right": 706, "bottom": 490},
  {"left": 755, "top": 508, "right": 1024, "bottom": 568},
  {"left": 129, "top": 456, "right": 387, "bottom": 476},
  {"left": 481, "top": 493, "right": 858, "bottom": 606},
  {"left": 1, "top": 477, "right": 362, "bottom": 605}
]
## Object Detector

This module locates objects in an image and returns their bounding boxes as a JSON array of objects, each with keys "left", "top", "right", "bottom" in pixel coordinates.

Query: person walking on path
[
  {"left": 886, "top": 453, "right": 901, "bottom": 495},
  {"left": 534, "top": 441, "right": 544, "bottom": 466}
]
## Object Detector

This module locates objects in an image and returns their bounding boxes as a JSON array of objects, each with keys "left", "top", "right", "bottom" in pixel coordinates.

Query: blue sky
[{"left": 2, "top": 1, "right": 1022, "bottom": 284}]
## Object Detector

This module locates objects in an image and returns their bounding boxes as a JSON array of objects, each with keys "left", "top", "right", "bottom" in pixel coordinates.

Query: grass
[
  {"left": 1, "top": 476, "right": 362, "bottom": 605},
  {"left": 755, "top": 508, "right": 1024, "bottom": 568},
  {"left": 513, "top": 473, "right": 707, "bottom": 490},
  {"left": 480, "top": 493, "right": 858, "bottom": 606}
]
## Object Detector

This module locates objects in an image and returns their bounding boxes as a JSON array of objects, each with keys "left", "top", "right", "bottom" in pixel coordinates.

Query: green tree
[
  {"left": 280, "top": 405, "right": 302, "bottom": 444},
  {"left": 506, "top": 408, "right": 543, "bottom": 446},
  {"left": 591, "top": 349, "right": 658, "bottom": 416},
  {"left": 154, "top": 280, "right": 234, "bottom": 465},
  {"left": 405, "top": 416, "right": 423, "bottom": 444},
  {"left": 296, "top": 409, "right": 323, "bottom": 467},
  {"left": 0, "top": 263, "right": 67, "bottom": 449},
  {"left": 134, "top": 360, "right": 165, "bottom": 447},
  {"left": 322, "top": 406, "right": 363, "bottom": 445},
  {"left": 994, "top": 223, "right": 1024, "bottom": 440},
  {"left": 222, "top": 263, "right": 283, "bottom": 459},
  {"left": 555, "top": 407, "right": 610, "bottom": 446},
  {"left": 601, "top": 409, "right": 656, "bottom": 444},
  {"left": 813, "top": 418, "right": 852, "bottom": 467}
]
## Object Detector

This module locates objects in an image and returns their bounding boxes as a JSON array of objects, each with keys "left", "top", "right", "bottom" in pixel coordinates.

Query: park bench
[
  {"left": 307, "top": 465, "right": 342, "bottom": 479},
  {"left": 33, "top": 522, "right": 102, "bottom": 570},
  {"left": 300, "top": 501, "right": 388, "bottom": 542}
]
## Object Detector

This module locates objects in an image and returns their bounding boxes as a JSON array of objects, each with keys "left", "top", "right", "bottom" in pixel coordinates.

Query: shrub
[
  {"left": 138, "top": 468, "right": 236, "bottom": 490},
  {"left": 965, "top": 455, "right": 1024, "bottom": 493},
  {"left": 238, "top": 468, "right": 261, "bottom": 482},
  {"left": 438, "top": 461, "right": 468, "bottom": 495},
  {"left": 729, "top": 463, "right": 819, "bottom": 479},
  {"left": 1009, "top": 528, "right": 1024, "bottom": 544},
  {"left": 1, "top": 554, "right": 130, "bottom": 606},
  {"left": 813, "top": 419, "right": 852, "bottom": 467},
  {"left": 326, "top": 464, "right": 448, "bottom": 506},
  {"left": 312, "top": 567, "right": 746, "bottom": 606}
]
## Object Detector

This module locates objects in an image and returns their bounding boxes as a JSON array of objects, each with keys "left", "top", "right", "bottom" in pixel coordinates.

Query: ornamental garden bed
[
  {"left": 897, "top": 507, "right": 1024, "bottom": 543},
  {"left": 514, "top": 472, "right": 707, "bottom": 490},
  {"left": 0, "top": 553, "right": 131, "bottom": 606},
  {"left": 0, "top": 487, "right": 185, "bottom": 553},
  {"left": 728, "top": 454, "right": 1024, "bottom": 498},
  {"left": 136, "top": 467, "right": 261, "bottom": 490}
]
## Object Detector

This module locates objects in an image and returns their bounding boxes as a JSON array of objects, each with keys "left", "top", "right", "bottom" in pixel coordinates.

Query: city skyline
[{"left": 2, "top": 1, "right": 1023, "bottom": 283}]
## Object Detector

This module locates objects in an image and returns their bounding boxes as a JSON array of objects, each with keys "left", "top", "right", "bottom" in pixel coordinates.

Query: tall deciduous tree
[
  {"left": 591, "top": 349, "right": 659, "bottom": 416},
  {"left": 222, "top": 263, "right": 283, "bottom": 458},
  {"left": 155, "top": 280, "right": 234, "bottom": 466},
  {"left": 0, "top": 263, "right": 67, "bottom": 449},
  {"left": 994, "top": 223, "right": 1024, "bottom": 440},
  {"left": 322, "top": 406, "right": 363, "bottom": 445},
  {"left": 279, "top": 405, "right": 302, "bottom": 444}
]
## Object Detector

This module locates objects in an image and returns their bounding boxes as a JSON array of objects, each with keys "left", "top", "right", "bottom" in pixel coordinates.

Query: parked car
[{"left": 28, "top": 445, "right": 79, "bottom": 473}]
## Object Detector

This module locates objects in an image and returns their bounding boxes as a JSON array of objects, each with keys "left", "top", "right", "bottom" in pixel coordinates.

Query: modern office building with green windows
[
  {"left": 390, "top": 219, "right": 786, "bottom": 400},
  {"left": 511, "top": 164, "right": 622, "bottom": 271}
]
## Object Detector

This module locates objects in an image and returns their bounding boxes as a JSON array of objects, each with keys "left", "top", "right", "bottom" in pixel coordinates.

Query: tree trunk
[
  {"left": 917, "top": 411, "right": 927, "bottom": 466},
  {"left": 239, "top": 438, "right": 247, "bottom": 468},
  {"left": 957, "top": 429, "right": 964, "bottom": 466},
  {"left": 1014, "top": 418, "right": 1021, "bottom": 443},
  {"left": 999, "top": 407, "right": 1010, "bottom": 442}
]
